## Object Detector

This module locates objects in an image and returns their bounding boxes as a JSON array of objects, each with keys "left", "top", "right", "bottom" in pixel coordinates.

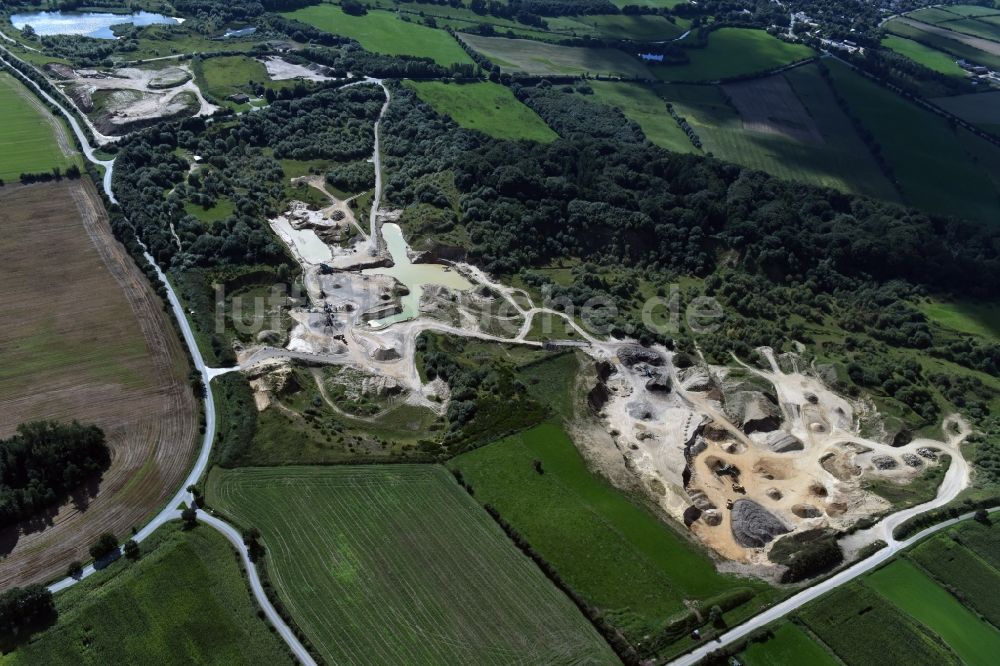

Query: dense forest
[{"left": 0, "top": 421, "right": 109, "bottom": 528}]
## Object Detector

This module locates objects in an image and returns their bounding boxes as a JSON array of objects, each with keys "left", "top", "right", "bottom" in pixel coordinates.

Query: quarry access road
[{"left": 670, "top": 415, "right": 975, "bottom": 665}]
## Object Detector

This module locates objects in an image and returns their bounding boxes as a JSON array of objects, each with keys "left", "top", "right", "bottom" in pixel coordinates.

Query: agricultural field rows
[
  {"left": 206, "top": 465, "right": 616, "bottom": 664},
  {"left": 650, "top": 28, "right": 814, "bottom": 82},
  {"left": 459, "top": 32, "right": 653, "bottom": 78},
  {"left": 0, "top": 72, "right": 78, "bottom": 182},
  {"left": 3, "top": 525, "right": 292, "bottom": 664},
  {"left": 0, "top": 180, "right": 197, "bottom": 589}
]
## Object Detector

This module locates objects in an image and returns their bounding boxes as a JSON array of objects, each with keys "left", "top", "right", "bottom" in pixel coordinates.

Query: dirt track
[{"left": 0, "top": 181, "right": 198, "bottom": 589}]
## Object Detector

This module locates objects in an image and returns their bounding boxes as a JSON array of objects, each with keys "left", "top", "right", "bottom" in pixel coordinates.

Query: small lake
[
  {"left": 364, "top": 223, "right": 472, "bottom": 328},
  {"left": 10, "top": 11, "right": 181, "bottom": 39}
]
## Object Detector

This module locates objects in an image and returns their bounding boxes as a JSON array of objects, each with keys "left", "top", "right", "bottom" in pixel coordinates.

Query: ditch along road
[{"left": 10, "top": 44, "right": 983, "bottom": 666}]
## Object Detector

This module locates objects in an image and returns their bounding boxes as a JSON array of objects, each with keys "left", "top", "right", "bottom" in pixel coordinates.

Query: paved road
[{"left": 5, "top": 44, "right": 314, "bottom": 664}]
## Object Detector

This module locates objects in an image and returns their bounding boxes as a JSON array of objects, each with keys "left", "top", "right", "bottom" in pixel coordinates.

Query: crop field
[
  {"left": 825, "top": 59, "right": 1000, "bottom": 224},
  {"left": 447, "top": 421, "right": 776, "bottom": 647},
  {"left": 572, "top": 13, "right": 685, "bottom": 41},
  {"left": 0, "top": 72, "right": 78, "bottom": 182},
  {"left": 799, "top": 583, "right": 960, "bottom": 665},
  {"left": 911, "top": 534, "right": 1000, "bottom": 628},
  {"left": 866, "top": 558, "right": 1000, "bottom": 664},
  {"left": 283, "top": 5, "right": 473, "bottom": 66},
  {"left": 0, "top": 181, "right": 197, "bottom": 589},
  {"left": 404, "top": 80, "right": 557, "bottom": 142},
  {"left": 589, "top": 81, "right": 697, "bottom": 153},
  {"left": 206, "top": 465, "right": 615, "bottom": 664},
  {"left": 657, "top": 66, "right": 898, "bottom": 200},
  {"left": 882, "top": 35, "right": 969, "bottom": 78},
  {"left": 459, "top": 33, "right": 652, "bottom": 77},
  {"left": 739, "top": 622, "right": 838, "bottom": 666},
  {"left": 5, "top": 524, "right": 291, "bottom": 664},
  {"left": 931, "top": 90, "right": 1000, "bottom": 137},
  {"left": 611, "top": 0, "right": 688, "bottom": 7},
  {"left": 950, "top": 518, "right": 1000, "bottom": 569},
  {"left": 886, "top": 18, "right": 1000, "bottom": 70},
  {"left": 651, "top": 28, "right": 813, "bottom": 82}
]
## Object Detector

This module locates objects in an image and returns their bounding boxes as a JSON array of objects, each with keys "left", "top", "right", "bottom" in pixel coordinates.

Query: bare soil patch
[
  {"left": 0, "top": 181, "right": 197, "bottom": 589},
  {"left": 723, "top": 73, "right": 823, "bottom": 144}
]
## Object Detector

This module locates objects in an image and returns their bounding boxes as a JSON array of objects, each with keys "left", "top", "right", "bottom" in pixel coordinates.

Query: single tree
[
  {"left": 89, "top": 533, "right": 119, "bottom": 561},
  {"left": 123, "top": 539, "right": 140, "bottom": 560},
  {"left": 0, "top": 586, "right": 56, "bottom": 644},
  {"left": 975, "top": 508, "right": 991, "bottom": 525},
  {"left": 66, "top": 561, "right": 83, "bottom": 579},
  {"left": 181, "top": 507, "right": 198, "bottom": 528}
]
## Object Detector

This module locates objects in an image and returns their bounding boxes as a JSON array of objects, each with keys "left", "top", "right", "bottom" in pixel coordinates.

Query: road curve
[{"left": 8, "top": 42, "right": 317, "bottom": 663}]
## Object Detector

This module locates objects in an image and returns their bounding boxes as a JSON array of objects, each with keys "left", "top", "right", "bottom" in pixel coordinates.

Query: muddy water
[
  {"left": 363, "top": 223, "right": 471, "bottom": 327},
  {"left": 270, "top": 217, "right": 333, "bottom": 265}
]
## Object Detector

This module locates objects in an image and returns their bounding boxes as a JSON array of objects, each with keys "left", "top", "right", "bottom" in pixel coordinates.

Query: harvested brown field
[
  {"left": 0, "top": 180, "right": 197, "bottom": 589},
  {"left": 723, "top": 73, "right": 823, "bottom": 144}
]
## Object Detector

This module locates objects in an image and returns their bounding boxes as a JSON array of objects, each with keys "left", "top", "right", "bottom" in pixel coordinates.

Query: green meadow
[
  {"left": 0, "top": 72, "right": 77, "bottom": 182},
  {"left": 652, "top": 28, "right": 813, "bottom": 82},
  {"left": 405, "top": 80, "right": 558, "bottom": 142}
]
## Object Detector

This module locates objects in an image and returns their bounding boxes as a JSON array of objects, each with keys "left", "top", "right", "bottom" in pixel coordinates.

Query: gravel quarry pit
[
  {"left": 586, "top": 344, "right": 956, "bottom": 568},
  {"left": 46, "top": 62, "right": 216, "bottom": 135}
]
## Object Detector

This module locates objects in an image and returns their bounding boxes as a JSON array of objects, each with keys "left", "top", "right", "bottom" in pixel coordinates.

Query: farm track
[{"left": 0, "top": 180, "right": 198, "bottom": 590}]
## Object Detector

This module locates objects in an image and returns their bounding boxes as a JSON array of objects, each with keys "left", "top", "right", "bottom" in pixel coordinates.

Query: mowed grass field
[
  {"left": 193, "top": 55, "right": 270, "bottom": 102},
  {"left": 283, "top": 5, "right": 473, "bottom": 66},
  {"left": 866, "top": 558, "right": 1000, "bottom": 665},
  {"left": 0, "top": 72, "right": 77, "bottom": 182},
  {"left": 404, "top": 80, "right": 558, "bottom": 142},
  {"left": 882, "top": 34, "right": 969, "bottom": 78},
  {"left": 656, "top": 66, "right": 899, "bottom": 199},
  {"left": 0, "top": 182, "right": 197, "bottom": 589},
  {"left": 460, "top": 33, "right": 652, "bottom": 77},
  {"left": 206, "top": 465, "right": 616, "bottom": 664},
  {"left": 4, "top": 525, "right": 292, "bottom": 664},
  {"left": 651, "top": 28, "right": 813, "bottom": 82},
  {"left": 589, "top": 81, "right": 697, "bottom": 153},
  {"left": 826, "top": 59, "right": 1000, "bottom": 223},
  {"left": 739, "top": 622, "right": 838, "bottom": 666},
  {"left": 448, "top": 421, "right": 776, "bottom": 646}
]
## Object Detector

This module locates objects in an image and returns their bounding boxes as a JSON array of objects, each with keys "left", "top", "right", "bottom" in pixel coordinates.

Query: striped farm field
[
  {"left": 0, "top": 72, "right": 77, "bottom": 182},
  {"left": 206, "top": 465, "right": 615, "bottom": 665}
]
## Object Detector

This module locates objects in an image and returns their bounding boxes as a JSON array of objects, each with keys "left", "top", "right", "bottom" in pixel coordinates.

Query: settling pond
[{"left": 10, "top": 11, "right": 181, "bottom": 39}]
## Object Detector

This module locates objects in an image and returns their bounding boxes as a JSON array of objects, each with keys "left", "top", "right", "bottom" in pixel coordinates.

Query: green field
[
  {"left": 931, "top": 91, "right": 1000, "bottom": 138},
  {"left": 459, "top": 33, "right": 652, "bottom": 77},
  {"left": 184, "top": 196, "right": 236, "bottom": 224},
  {"left": 740, "top": 622, "right": 838, "bottom": 666},
  {"left": 206, "top": 465, "right": 616, "bottom": 664},
  {"left": 0, "top": 72, "right": 77, "bottom": 182},
  {"left": 448, "top": 421, "right": 775, "bottom": 647},
  {"left": 826, "top": 59, "right": 1000, "bottom": 224},
  {"left": 573, "top": 13, "right": 684, "bottom": 41},
  {"left": 589, "top": 81, "right": 697, "bottom": 153},
  {"left": 799, "top": 583, "right": 960, "bottom": 665},
  {"left": 4, "top": 524, "right": 291, "bottom": 665},
  {"left": 656, "top": 66, "right": 899, "bottom": 200},
  {"left": 193, "top": 55, "right": 269, "bottom": 103},
  {"left": 283, "top": 5, "right": 473, "bottom": 66},
  {"left": 886, "top": 19, "right": 1000, "bottom": 71},
  {"left": 919, "top": 299, "right": 1000, "bottom": 338},
  {"left": 911, "top": 533, "right": 1000, "bottom": 628},
  {"left": 651, "top": 28, "right": 813, "bottom": 82},
  {"left": 404, "top": 80, "right": 557, "bottom": 142},
  {"left": 882, "top": 35, "right": 969, "bottom": 77},
  {"left": 866, "top": 558, "right": 1000, "bottom": 665},
  {"left": 952, "top": 518, "right": 1000, "bottom": 568}
]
